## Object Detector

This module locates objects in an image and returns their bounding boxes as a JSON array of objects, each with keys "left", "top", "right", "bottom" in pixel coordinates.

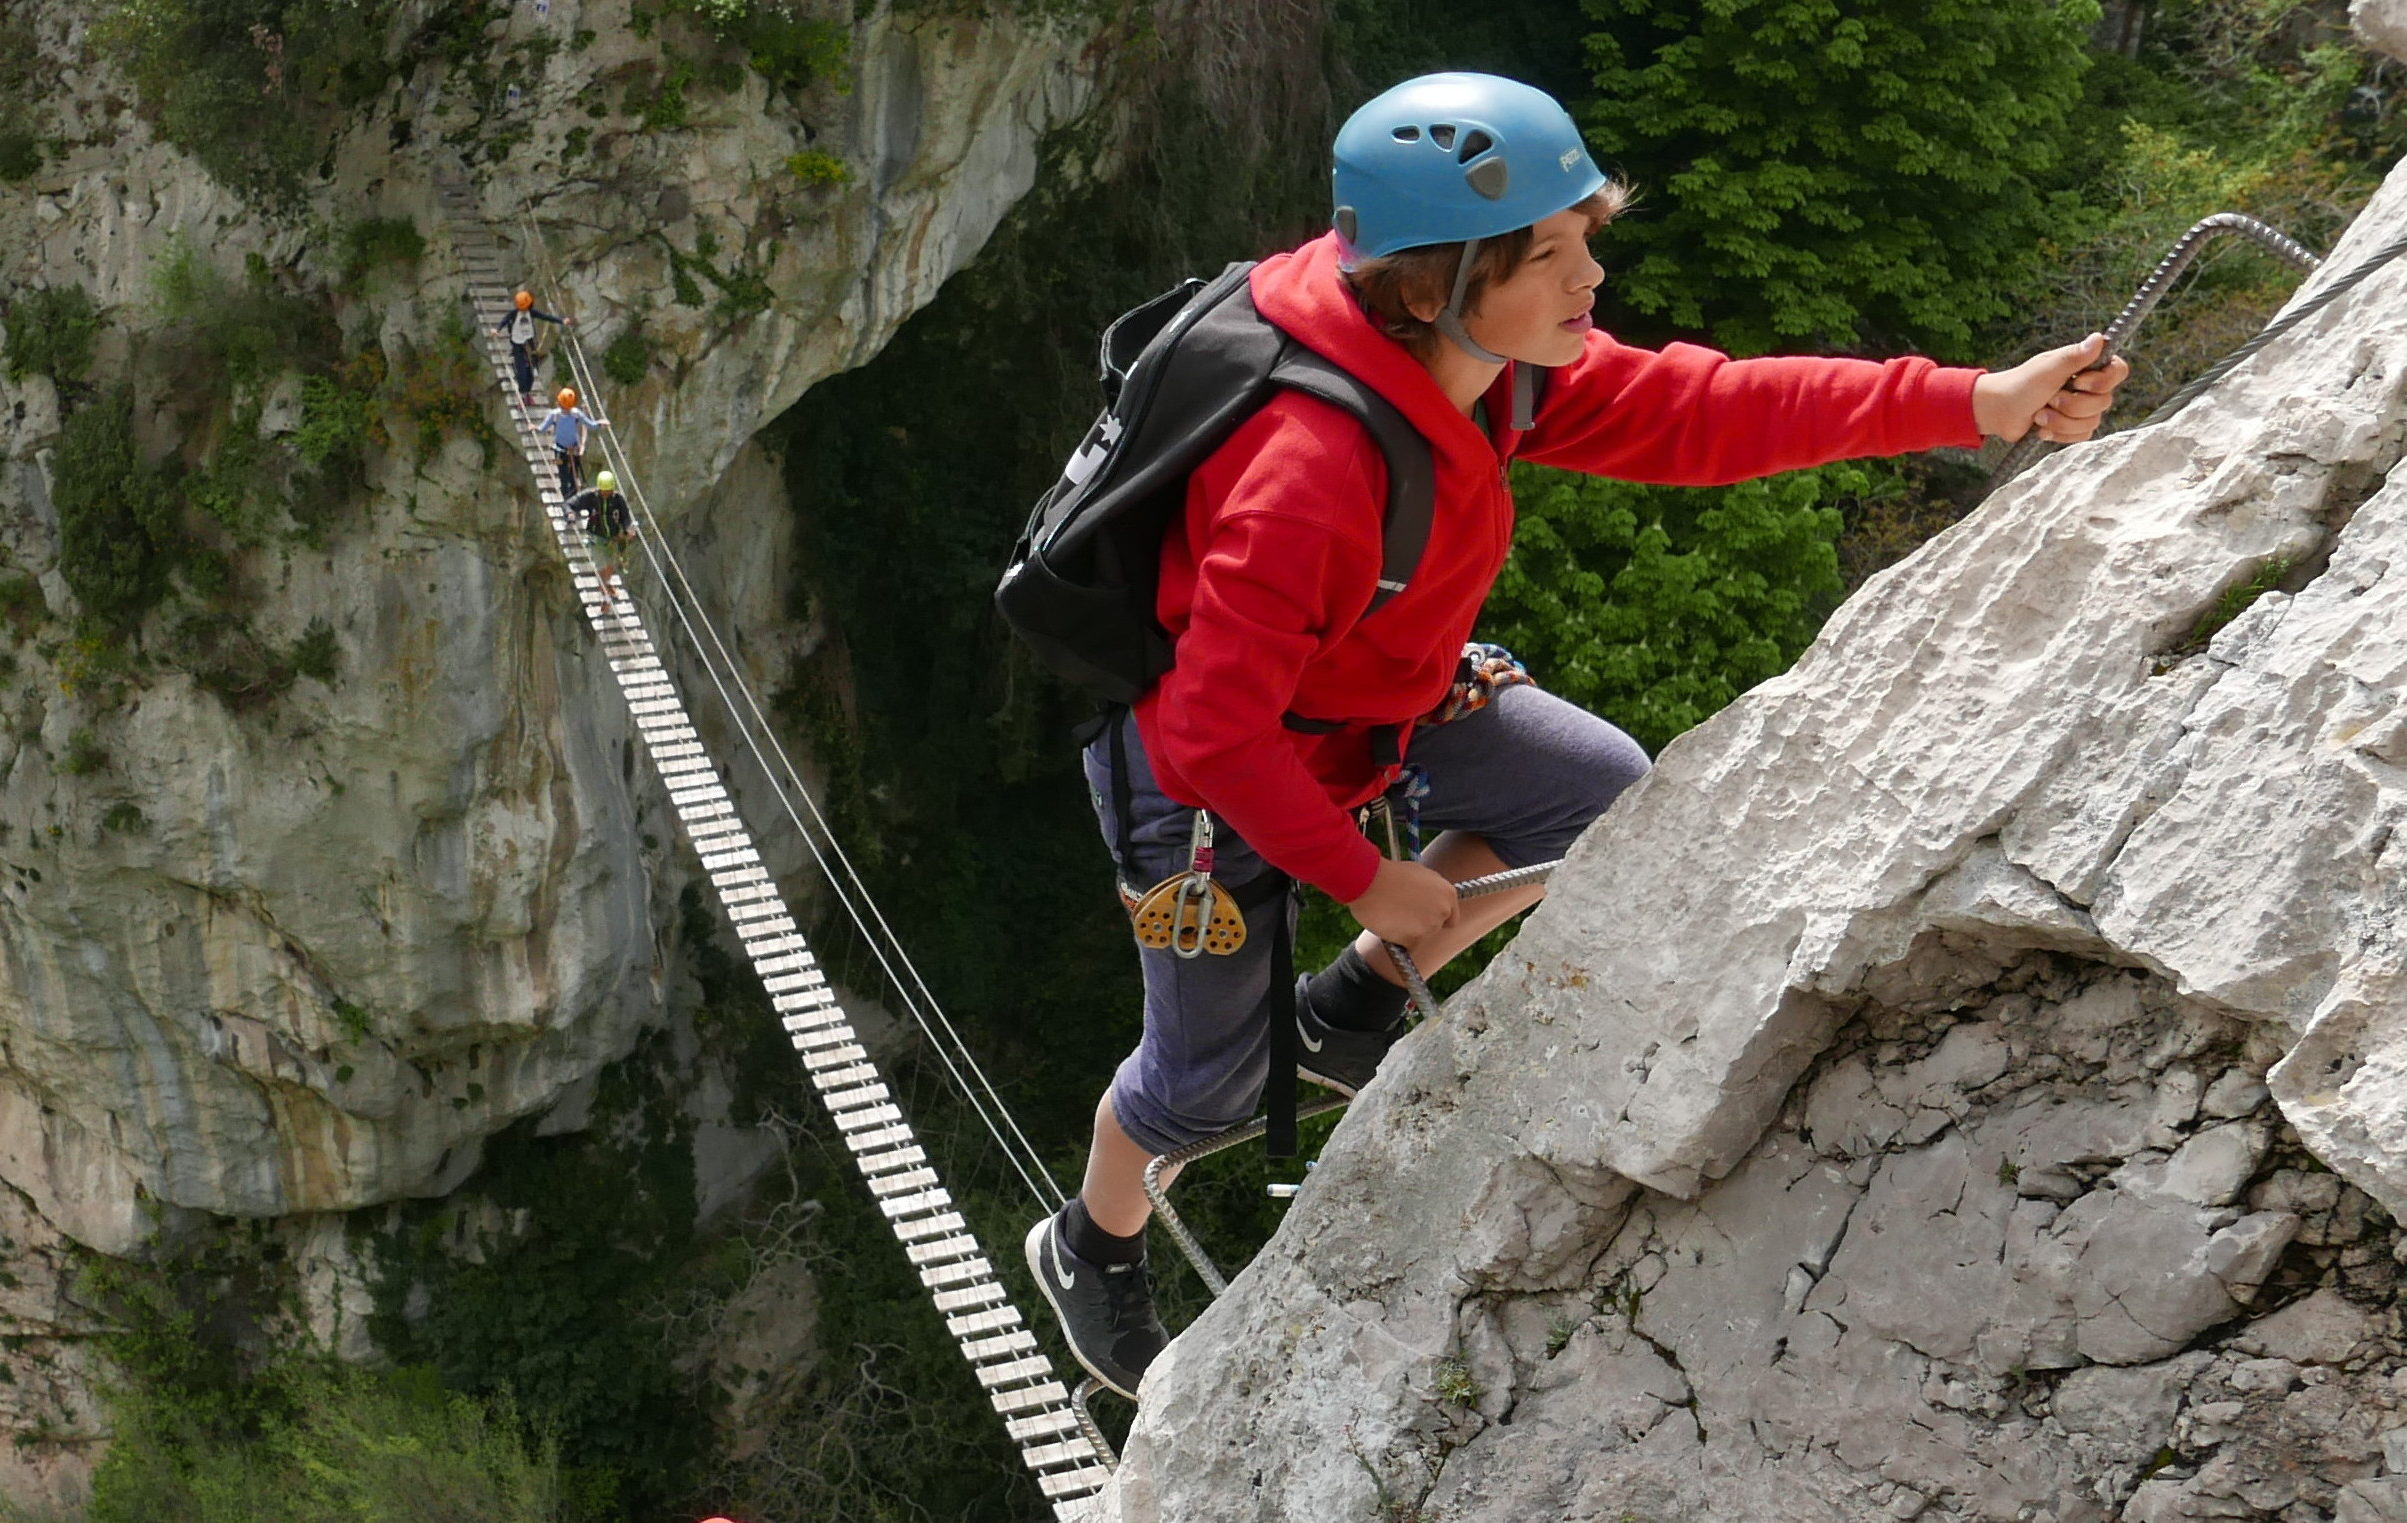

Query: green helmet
[{"left": 595, "top": 470, "right": 617, "bottom": 492}]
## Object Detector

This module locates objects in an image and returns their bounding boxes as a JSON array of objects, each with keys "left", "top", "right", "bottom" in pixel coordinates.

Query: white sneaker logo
[
  {"left": 1047, "top": 1228, "right": 1080, "bottom": 1292},
  {"left": 1299, "top": 1019, "right": 1324, "bottom": 1054}
]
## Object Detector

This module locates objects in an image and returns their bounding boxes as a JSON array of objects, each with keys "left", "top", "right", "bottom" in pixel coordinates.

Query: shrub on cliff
[
  {"left": 50, "top": 389, "right": 180, "bottom": 634},
  {"left": 3, "top": 284, "right": 105, "bottom": 385},
  {"left": 89, "top": 0, "right": 400, "bottom": 207}
]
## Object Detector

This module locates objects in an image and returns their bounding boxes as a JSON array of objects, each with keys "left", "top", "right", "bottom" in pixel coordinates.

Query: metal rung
[
  {"left": 920, "top": 1258, "right": 992, "bottom": 1290},
  {"left": 681, "top": 801, "right": 739, "bottom": 825},
  {"left": 881, "top": 1187, "right": 952, "bottom": 1218},
  {"left": 813, "top": 1062, "right": 879, "bottom": 1091},
  {"left": 752, "top": 950, "right": 813, "bottom": 975},
  {"left": 701, "top": 846, "right": 762, "bottom": 872},
  {"left": 764, "top": 970, "right": 828, "bottom": 996},
  {"left": 1023, "top": 1438, "right": 1097, "bottom": 1469},
  {"left": 847, "top": 1122, "right": 916, "bottom": 1153},
  {"left": 715, "top": 863, "right": 769, "bottom": 888},
  {"left": 835, "top": 1102, "right": 905, "bottom": 1134},
  {"left": 934, "top": 1282, "right": 1008, "bottom": 1314},
  {"left": 907, "top": 1234, "right": 981, "bottom": 1268},
  {"left": 896, "top": 1210, "right": 967, "bottom": 1244},
  {"left": 779, "top": 1010, "right": 847, "bottom": 1044},
  {"left": 802, "top": 1042, "right": 867, "bottom": 1071},
  {"left": 948, "top": 1306, "right": 1025, "bottom": 1339},
  {"left": 975, "top": 1355, "right": 1057, "bottom": 1390},
  {"left": 991, "top": 1381, "right": 1072, "bottom": 1415},
  {"left": 787, "top": 1020, "right": 854, "bottom": 1052},
  {"left": 727, "top": 898, "right": 787, "bottom": 924},
  {"left": 964, "top": 1329, "right": 1039, "bottom": 1362},
  {"left": 858, "top": 1147, "right": 929, "bottom": 1178},
  {"left": 669, "top": 782, "right": 727, "bottom": 808},
  {"left": 870, "top": 1169, "right": 941, "bottom": 1199},
  {"left": 823, "top": 1083, "right": 892, "bottom": 1116},
  {"left": 1038, "top": 1467, "right": 1114, "bottom": 1500},
  {"left": 1006, "top": 1409, "right": 1084, "bottom": 1443}
]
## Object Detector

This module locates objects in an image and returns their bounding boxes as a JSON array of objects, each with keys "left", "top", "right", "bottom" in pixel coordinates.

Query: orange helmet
[
  {"left": 514, "top": 290, "right": 533, "bottom": 310},
  {"left": 556, "top": 387, "right": 578, "bottom": 409}
]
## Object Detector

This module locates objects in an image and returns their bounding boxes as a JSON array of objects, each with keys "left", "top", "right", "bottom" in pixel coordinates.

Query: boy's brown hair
[{"left": 1342, "top": 185, "right": 1632, "bottom": 355}]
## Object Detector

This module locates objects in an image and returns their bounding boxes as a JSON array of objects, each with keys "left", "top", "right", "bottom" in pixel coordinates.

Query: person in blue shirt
[
  {"left": 535, "top": 387, "right": 609, "bottom": 496},
  {"left": 496, "top": 290, "right": 571, "bottom": 406}
]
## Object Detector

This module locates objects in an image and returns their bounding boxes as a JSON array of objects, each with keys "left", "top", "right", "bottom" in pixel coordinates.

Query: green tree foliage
[
  {"left": 1483, "top": 461, "right": 1858, "bottom": 752},
  {"left": 1581, "top": 0, "right": 2101, "bottom": 358},
  {"left": 51, "top": 390, "right": 182, "bottom": 633},
  {"left": 2, "top": 284, "right": 105, "bottom": 384}
]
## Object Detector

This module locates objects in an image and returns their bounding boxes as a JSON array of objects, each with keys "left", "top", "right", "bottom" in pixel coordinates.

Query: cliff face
[
  {"left": 1112, "top": 66, "right": 2407, "bottom": 1523},
  {"left": 0, "top": 0, "right": 1102, "bottom": 1498},
  {"left": 0, "top": 0, "right": 1095, "bottom": 1247}
]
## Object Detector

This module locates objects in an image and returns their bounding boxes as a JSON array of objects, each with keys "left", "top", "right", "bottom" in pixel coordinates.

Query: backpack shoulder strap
[{"left": 1267, "top": 350, "right": 1435, "bottom": 616}]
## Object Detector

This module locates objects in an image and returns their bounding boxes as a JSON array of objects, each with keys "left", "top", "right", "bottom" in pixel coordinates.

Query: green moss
[
  {"left": 600, "top": 319, "right": 651, "bottom": 387},
  {"left": 2175, "top": 558, "right": 2292, "bottom": 656},
  {"left": 784, "top": 148, "right": 847, "bottom": 187},
  {"left": 59, "top": 729, "right": 108, "bottom": 776},
  {"left": 289, "top": 619, "right": 337, "bottom": 684},
  {"left": 100, "top": 802, "right": 147, "bottom": 834},
  {"left": 335, "top": 215, "right": 425, "bottom": 291}
]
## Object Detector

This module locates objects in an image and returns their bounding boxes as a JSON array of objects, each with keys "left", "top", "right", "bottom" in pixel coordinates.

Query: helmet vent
[
  {"left": 1464, "top": 157, "right": 1511, "bottom": 200},
  {"left": 1429, "top": 124, "right": 1457, "bottom": 151},
  {"left": 1456, "top": 129, "right": 1494, "bottom": 163},
  {"left": 1335, "top": 206, "right": 1360, "bottom": 244},
  {"left": 1390, "top": 125, "right": 1421, "bottom": 143}
]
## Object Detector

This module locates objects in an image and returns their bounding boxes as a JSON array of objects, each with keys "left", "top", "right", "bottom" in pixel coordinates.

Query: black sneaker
[
  {"left": 1023, "top": 1213, "right": 1167, "bottom": 1401},
  {"left": 1296, "top": 975, "right": 1407, "bottom": 1097}
]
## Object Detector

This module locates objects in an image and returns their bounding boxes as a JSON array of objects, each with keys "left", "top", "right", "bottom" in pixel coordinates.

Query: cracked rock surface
[{"left": 1107, "top": 121, "right": 2407, "bottom": 1523}]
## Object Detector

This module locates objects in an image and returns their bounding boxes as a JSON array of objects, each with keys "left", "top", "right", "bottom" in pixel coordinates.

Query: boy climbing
[
  {"left": 536, "top": 387, "right": 609, "bottom": 497},
  {"left": 567, "top": 469, "right": 634, "bottom": 604},
  {"left": 496, "top": 289, "right": 570, "bottom": 407},
  {"left": 1017, "top": 72, "right": 2130, "bottom": 1403}
]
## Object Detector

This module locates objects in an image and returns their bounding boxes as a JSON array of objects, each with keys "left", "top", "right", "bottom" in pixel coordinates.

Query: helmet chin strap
[{"left": 1433, "top": 237, "right": 1512, "bottom": 367}]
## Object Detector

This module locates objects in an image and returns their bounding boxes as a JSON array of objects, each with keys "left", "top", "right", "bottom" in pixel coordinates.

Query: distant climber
[
  {"left": 1006, "top": 71, "right": 2133, "bottom": 1405},
  {"left": 536, "top": 386, "right": 609, "bottom": 496},
  {"left": 568, "top": 469, "right": 634, "bottom": 604},
  {"left": 495, "top": 289, "right": 570, "bottom": 407}
]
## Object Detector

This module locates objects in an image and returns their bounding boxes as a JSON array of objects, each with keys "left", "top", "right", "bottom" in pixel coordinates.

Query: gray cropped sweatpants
[{"left": 1085, "top": 681, "right": 1651, "bottom": 1156}]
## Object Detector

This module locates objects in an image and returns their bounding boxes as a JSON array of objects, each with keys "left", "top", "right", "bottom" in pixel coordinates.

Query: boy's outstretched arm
[{"left": 1972, "top": 334, "right": 2131, "bottom": 444}]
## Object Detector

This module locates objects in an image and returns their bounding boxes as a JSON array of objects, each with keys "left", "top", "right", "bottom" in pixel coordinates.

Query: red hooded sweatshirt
[{"left": 1131, "top": 232, "right": 1986, "bottom": 904}]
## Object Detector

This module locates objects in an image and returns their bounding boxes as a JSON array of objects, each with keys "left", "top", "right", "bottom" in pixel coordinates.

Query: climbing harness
[
  {"left": 1991, "top": 212, "right": 2324, "bottom": 485},
  {"left": 1124, "top": 810, "right": 1248, "bottom": 958},
  {"left": 434, "top": 169, "right": 1114, "bottom": 1516}
]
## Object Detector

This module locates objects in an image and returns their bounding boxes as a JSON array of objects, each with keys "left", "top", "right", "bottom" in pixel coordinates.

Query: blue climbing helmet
[
  {"left": 1332, "top": 73, "right": 1607, "bottom": 364},
  {"left": 1333, "top": 73, "right": 1606, "bottom": 262}
]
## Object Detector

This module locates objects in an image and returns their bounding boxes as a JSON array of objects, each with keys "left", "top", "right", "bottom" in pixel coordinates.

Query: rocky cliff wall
[
  {"left": 1112, "top": 53, "right": 2407, "bottom": 1523},
  {"left": 0, "top": 0, "right": 1096, "bottom": 1250},
  {"left": 0, "top": 0, "right": 1105, "bottom": 1499}
]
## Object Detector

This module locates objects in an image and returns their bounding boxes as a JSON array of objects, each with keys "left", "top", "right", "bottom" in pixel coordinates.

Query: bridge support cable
[
  {"left": 504, "top": 207, "right": 1068, "bottom": 1222},
  {"left": 432, "top": 172, "right": 1112, "bottom": 1514}
]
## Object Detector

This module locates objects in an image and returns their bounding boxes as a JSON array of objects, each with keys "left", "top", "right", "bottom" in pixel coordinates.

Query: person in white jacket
[{"left": 495, "top": 289, "right": 571, "bottom": 406}]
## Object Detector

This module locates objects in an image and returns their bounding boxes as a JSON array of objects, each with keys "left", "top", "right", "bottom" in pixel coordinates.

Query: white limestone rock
[
  {"left": 1112, "top": 137, "right": 2407, "bottom": 1523},
  {"left": 2357, "top": 0, "right": 2407, "bottom": 63}
]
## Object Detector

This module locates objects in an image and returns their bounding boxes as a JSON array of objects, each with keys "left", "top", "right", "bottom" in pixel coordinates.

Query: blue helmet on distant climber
[
  {"left": 1332, "top": 73, "right": 1609, "bottom": 365},
  {"left": 1331, "top": 72, "right": 1607, "bottom": 263}
]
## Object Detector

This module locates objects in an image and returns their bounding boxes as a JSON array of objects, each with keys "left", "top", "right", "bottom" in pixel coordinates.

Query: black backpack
[{"left": 994, "top": 262, "right": 1439, "bottom": 705}]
